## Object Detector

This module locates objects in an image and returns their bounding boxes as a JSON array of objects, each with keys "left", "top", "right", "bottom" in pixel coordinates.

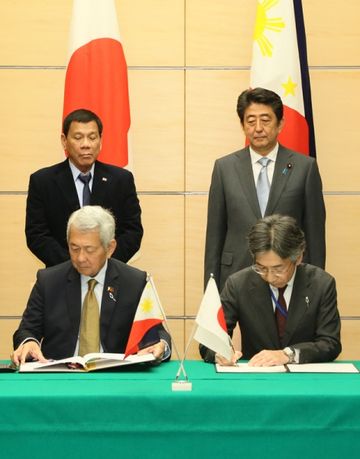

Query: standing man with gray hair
[
  {"left": 200, "top": 214, "right": 341, "bottom": 367},
  {"left": 12, "top": 206, "right": 170, "bottom": 365}
]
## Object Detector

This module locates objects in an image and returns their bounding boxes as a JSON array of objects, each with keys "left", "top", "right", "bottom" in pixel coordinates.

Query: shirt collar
[
  {"left": 269, "top": 265, "right": 297, "bottom": 297},
  {"left": 250, "top": 143, "right": 279, "bottom": 166},
  {"left": 81, "top": 259, "right": 108, "bottom": 288},
  {"left": 68, "top": 159, "right": 95, "bottom": 181}
]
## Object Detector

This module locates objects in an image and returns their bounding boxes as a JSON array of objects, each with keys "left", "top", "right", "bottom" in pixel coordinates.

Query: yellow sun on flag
[
  {"left": 254, "top": 0, "right": 285, "bottom": 57},
  {"left": 281, "top": 76, "right": 297, "bottom": 96},
  {"left": 141, "top": 297, "right": 153, "bottom": 313}
]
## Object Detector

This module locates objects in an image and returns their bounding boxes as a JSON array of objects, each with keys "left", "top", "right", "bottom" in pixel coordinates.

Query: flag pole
[
  {"left": 175, "top": 320, "right": 197, "bottom": 380},
  {"left": 148, "top": 275, "right": 192, "bottom": 390}
]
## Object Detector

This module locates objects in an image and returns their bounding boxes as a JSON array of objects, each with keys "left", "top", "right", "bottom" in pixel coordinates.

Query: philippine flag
[
  {"left": 250, "top": 0, "right": 316, "bottom": 157},
  {"left": 63, "top": 0, "right": 130, "bottom": 167},
  {"left": 125, "top": 278, "right": 165, "bottom": 357}
]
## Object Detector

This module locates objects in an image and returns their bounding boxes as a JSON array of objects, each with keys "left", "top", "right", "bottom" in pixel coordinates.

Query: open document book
[
  {"left": 19, "top": 352, "right": 155, "bottom": 373},
  {"left": 216, "top": 362, "right": 359, "bottom": 374}
]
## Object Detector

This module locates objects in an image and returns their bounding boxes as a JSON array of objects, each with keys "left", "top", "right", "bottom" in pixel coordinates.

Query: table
[{"left": 1, "top": 360, "right": 360, "bottom": 459}]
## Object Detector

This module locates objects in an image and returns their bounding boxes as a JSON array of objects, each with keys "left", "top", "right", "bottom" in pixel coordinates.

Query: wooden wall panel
[
  {"left": 185, "top": 319, "right": 200, "bottom": 360},
  {"left": 325, "top": 195, "right": 360, "bottom": 317},
  {"left": 0, "top": 0, "right": 71, "bottom": 65},
  {"left": 311, "top": 70, "right": 360, "bottom": 191},
  {"left": 167, "top": 319, "right": 184, "bottom": 361},
  {"left": 132, "top": 195, "right": 184, "bottom": 316},
  {"left": 304, "top": 0, "right": 360, "bottom": 66},
  {"left": 185, "top": 70, "right": 249, "bottom": 192},
  {"left": 185, "top": 195, "right": 207, "bottom": 316},
  {"left": 186, "top": 0, "right": 255, "bottom": 66},
  {"left": 118, "top": 0, "right": 184, "bottom": 66},
  {"left": 129, "top": 70, "right": 185, "bottom": 192},
  {"left": 338, "top": 320, "right": 360, "bottom": 361},
  {"left": 0, "top": 320, "right": 21, "bottom": 361},
  {"left": 0, "top": 196, "right": 42, "bottom": 316},
  {"left": 0, "top": 70, "right": 65, "bottom": 191}
]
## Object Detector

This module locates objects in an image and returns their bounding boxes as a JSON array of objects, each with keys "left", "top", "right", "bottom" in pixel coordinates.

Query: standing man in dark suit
[
  {"left": 12, "top": 206, "right": 170, "bottom": 364},
  {"left": 26, "top": 108, "right": 143, "bottom": 267},
  {"left": 200, "top": 215, "right": 341, "bottom": 366},
  {"left": 204, "top": 88, "right": 325, "bottom": 291}
]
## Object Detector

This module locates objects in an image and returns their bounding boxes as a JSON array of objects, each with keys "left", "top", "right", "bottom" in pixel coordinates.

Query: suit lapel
[
  {"left": 249, "top": 276, "right": 280, "bottom": 347},
  {"left": 283, "top": 265, "right": 310, "bottom": 344},
  {"left": 100, "top": 260, "right": 120, "bottom": 341},
  {"left": 66, "top": 265, "right": 82, "bottom": 338},
  {"left": 91, "top": 161, "right": 110, "bottom": 204},
  {"left": 233, "top": 148, "right": 262, "bottom": 218},
  {"left": 266, "top": 147, "right": 294, "bottom": 215},
  {"left": 54, "top": 160, "right": 80, "bottom": 209}
]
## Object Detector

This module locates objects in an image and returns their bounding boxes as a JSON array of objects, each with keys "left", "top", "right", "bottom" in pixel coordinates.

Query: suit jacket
[
  {"left": 204, "top": 145, "right": 326, "bottom": 291},
  {"left": 200, "top": 264, "right": 341, "bottom": 363},
  {"left": 13, "top": 259, "right": 171, "bottom": 360},
  {"left": 26, "top": 159, "right": 143, "bottom": 267}
]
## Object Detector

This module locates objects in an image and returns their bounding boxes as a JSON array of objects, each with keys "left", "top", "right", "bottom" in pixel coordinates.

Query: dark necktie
[
  {"left": 79, "top": 172, "right": 92, "bottom": 206},
  {"left": 256, "top": 157, "right": 271, "bottom": 216},
  {"left": 79, "top": 279, "right": 100, "bottom": 356},
  {"left": 275, "top": 285, "right": 287, "bottom": 342}
]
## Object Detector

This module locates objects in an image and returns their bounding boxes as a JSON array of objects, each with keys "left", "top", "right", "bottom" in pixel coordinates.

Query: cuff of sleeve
[{"left": 160, "top": 339, "right": 171, "bottom": 361}]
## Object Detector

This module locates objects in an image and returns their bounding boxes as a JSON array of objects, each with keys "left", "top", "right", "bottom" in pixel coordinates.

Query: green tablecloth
[{"left": 1, "top": 360, "right": 360, "bottom": 459}]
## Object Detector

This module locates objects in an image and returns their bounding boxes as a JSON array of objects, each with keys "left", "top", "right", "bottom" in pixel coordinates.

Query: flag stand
[
  {"left": 148, "top": 276, "right": 192, "bottom": 391},
  {"left": 172, "top": 322, "right": 197, "bottom": 391}
]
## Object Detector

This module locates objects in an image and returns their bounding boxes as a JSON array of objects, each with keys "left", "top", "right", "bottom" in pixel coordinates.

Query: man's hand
[
  {"left": 248, "top": 349, "right": 289, "bottom": 367},
  {"left": 11, "top": 341, "right": 47, "bottom": 366},
  {"left": 138, "top": 341, "right": 166, "bottom": 363},
  {"left": 215, "top": 350, "right": 242, "bottom": 366}
]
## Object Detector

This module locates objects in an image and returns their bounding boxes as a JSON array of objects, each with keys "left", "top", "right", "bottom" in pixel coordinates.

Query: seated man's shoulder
[
  {"left": 300, "top": 263, "right": 335, "bottom": 283},
  {"left": 108, "top": 258, "right": 146, "bottom": 280}
]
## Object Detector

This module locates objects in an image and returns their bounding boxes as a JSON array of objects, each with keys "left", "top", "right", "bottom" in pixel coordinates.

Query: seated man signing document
[
  {"left": 200, "top": 214, "right": 341, "bottom": 366},
  {"left": 12, "top": 206, "right": 171, "bottom": 365}
]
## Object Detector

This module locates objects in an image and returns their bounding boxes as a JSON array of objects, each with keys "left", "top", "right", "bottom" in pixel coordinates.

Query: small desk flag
[
  {"left": 194, "top": 277, "right": 233, "bottom": 361},
  {"left": 125, "top": 278, "right": 165, "bottom": 357}
]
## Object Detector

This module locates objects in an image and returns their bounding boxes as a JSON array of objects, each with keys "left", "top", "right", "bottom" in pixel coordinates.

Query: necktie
[
  {"left": 78, "top": 172, "right": 92, "bottom": 206},
  {"left": 256, "top": 157, "right": 271, "bottom": 216},
  {"left": 79, "top": 279, "right": 100, "bottom": 356},
  {"left": 275, "top": 285, "right": 287, "bottom": 342}
]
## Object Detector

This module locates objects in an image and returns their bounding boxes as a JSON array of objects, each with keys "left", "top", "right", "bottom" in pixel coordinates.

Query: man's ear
[
  {"left": 295, "top": 253, "right": 303, "bottom": 266},
  {"left": 278, "top": 117, "right": 285, "bottom": 134},
  {"left": 107, "top": 239, "right": 117, "bottom": 258},
  {"left": 61, "top": 133, "right": 67, "bottom": 151}
]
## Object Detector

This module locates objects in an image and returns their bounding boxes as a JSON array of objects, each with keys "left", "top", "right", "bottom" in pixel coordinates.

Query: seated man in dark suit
[
  {"left": 200, "top": 214, "right": 341, "bottom": 366},
  {"left": 25, "top": 108, "right": 143, "bottom": 267},
  {"left": 12, "top": 206, "right": 170, "bottom": 365}
]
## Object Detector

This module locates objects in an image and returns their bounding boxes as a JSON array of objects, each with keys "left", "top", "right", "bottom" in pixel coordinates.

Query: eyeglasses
[{"left": 252, "top": 262, "right": 294, "bottom": 277}]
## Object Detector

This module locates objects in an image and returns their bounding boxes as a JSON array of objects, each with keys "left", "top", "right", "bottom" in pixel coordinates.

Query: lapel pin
[{"left": 102, "top": 177, "right": 108, "bottom": 182}]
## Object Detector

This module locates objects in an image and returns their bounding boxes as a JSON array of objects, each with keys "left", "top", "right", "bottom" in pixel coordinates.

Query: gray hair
[
  {"left": 247, "top": 214, "right": 306, "bottom": 262},
  {"left": 66, "top": 206, "right": 115, "bottom": 248}
]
